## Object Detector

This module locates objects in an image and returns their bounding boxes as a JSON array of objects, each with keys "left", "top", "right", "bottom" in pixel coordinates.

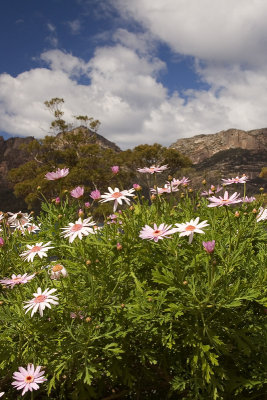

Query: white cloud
[
  {"left": 111, "top": 0, "right": 267, "bottom": 66},
  {"left": 0, "top": 43, "right": 267, "bottom": 149},
  {"left": 1, "top": 0, "right": 267, "bottom": 150}
]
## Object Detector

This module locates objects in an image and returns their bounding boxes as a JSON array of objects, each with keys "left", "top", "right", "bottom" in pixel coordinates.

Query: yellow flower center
[
  {"left": 111, "top": 192, "right": 122, "bottom": 198},
  {"left": 30, "top": 246, "right": 41, "bottom": 253},
  {"left": 185, "top": 225, "right": 196, "bottom": 231},
  {"left": 34, "top": 295, "right": 47, "bottom": 303},
  {"left": 25, "top": 375, "right": 34, "bottom": 383},
  {"left": 52, "top": 264, "right": 63, "bottom": 272},
  {"left": 71, "top": 224, "right": 83, "bottom": 232}
]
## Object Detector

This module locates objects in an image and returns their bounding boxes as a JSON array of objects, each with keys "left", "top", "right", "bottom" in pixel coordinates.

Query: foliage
[
  {"left": 0, "top": 175, "right": 266, "bottom": 399},
  {"left": 9, "top": 139, "right": 192, "bottom": 211}
]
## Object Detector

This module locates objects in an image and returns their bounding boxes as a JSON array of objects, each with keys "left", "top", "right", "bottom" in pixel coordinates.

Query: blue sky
[{"left": 1, "top": 0, "right": 267, "bottom": 148}]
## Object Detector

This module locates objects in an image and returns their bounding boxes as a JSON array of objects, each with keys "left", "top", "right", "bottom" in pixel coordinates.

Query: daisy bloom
[
  {"left": 45, "top": 167, "right": 69, "bottom": 180},
  {"left": 222, "top": 175, "right": 248, "bottom": 185},
  {"left": 175, "top": 217, "right": 209, "bottom": 244},
  {"left": 0, "top": 273, "right": 35, "bottom": 288},
  {"left": 137, "top": 164, "right": 168, "bottom": 174},
  {"left": 139, "top": 223, "right": 178, "bottom": 242},
  {"left": 151, "top": 183, "right": 179, "bottom": 195},
  {"left": 61, "top": 217, "right": 96, "bottom": 243},
  {"left": 100, "top": 187, "right": 135, "bottom": 212},
  {"left": 243, "top": 196, "right": 256, "bottom": 203},
  {"left": 207, "top": 191, "right": 242, "bottom": 207},
  {"left": 256, "top": 207, "right": 267, "bottom": 222},
  {"left": 8, "top": 211, "right": 31, "bottom": 227},
  {"left": 49, "top": 263, "right": 68, "bottom": 280},
  {"left": 24, "top": 287, "right": 58, "bottom": 317},
  {"left": 201, "top": 185, "right": 223, "bottom": 196},
  {"left": 70, "top": 186, "right": 84, "bottom": 198},
  {"left": 12, "top": 364, "right": 47, "bottom": 396},
  {"left": 20, "top": 242, "right": 54, "bottom": 262}
]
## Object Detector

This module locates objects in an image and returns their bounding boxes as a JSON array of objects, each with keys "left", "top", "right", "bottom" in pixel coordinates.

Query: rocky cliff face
[
  {"left": 170, "top": 128, "right": 267, "bottom": 164},
  {"left": 0, "top": 136, "right": 35, "bottom": 211}
]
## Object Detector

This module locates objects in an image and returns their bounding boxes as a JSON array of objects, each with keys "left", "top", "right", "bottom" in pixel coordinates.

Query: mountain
[
  {"left": 55, "top": 126, "right": 121, "bottom": 152},
  {"left": 170, "top": 128, "right": 267, "bottom": 164},
  {"left": 170, "top": 128, "right": 267, "bottom": 193}
]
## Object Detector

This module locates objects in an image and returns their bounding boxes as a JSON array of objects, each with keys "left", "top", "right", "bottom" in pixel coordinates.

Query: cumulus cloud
[
  {"left": 111, "top": 0, "right": 267, "bottom": 66},
  {"left": 1, "top": 1, "right": 267, "bottom": 148}
]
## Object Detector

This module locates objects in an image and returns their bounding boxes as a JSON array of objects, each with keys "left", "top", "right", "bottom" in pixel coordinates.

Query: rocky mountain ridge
[{"left": 170, "top": 128, "right": 267, "bottom": 164}]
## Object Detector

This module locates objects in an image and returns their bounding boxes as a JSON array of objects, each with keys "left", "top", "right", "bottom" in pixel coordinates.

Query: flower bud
[
  {"left": 55, "top": 197, "right": 60, "bottom": 204},
  {"left": 86, "top": 260, "right": 91, "bottom": 265},
  {"left": 37, "top": 186, "right": 41, "bottom": 190},
  {"left": 259, "top": 187, "right": 264, "bottom": 192},
  {"left": 78, "top": 209, "right": 84, "bottom": 218},
  {"left": 151, "top": 194, "right": 156, "bottom": 201},
  {"left": 234, "top": 211, "right": 240, "bottom": 218},
  {"left": 183, "top": 280, "right": 188, "bottom": 285},
  {"left": 202, "top": 179, "right": 207, "bottom": 185},
  {"left": 252, "top": 208, "right": 257, "bottom": 214},
  {"left": 0, "top": 237, "right": 4, "bottom": 247},
  {"left": 84, "top": 202, "right": 90, "bottom": 208},
  {"left": 85, "top": 317, "right": 92, "bottom": 322},
  {"left": 116, "top": 243, "right": 122, "bottom": 250}
]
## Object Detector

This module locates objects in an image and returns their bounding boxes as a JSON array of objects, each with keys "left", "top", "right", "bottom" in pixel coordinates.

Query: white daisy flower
[
  {"left": 20, "top": 242, "right": 54, "bottom": 262},
  {"left": 8, "top": 212, "right": 32, "bottom": 227},
  {"left": 256, "top": 207, "right": 267, "bottom": 222},
  {"left": 175, "top": 217, "right": 209, "bottom": 244},
  {"left": 61, "top": 217, "right": 96, "bottom": 243},
  {"left": 49, "top": 264, "right": 68, "bottom": 280},
  {"left": 24, "top": 287, "right": 59, "bottom": 317},
  {"left": 100, "top": 187, "right": 135, "bottom": 212}
]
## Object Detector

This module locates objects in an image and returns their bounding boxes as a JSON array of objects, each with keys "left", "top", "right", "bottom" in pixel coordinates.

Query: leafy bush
[{"left": 0, "top": 173, "right": 266, "bottom": 399}]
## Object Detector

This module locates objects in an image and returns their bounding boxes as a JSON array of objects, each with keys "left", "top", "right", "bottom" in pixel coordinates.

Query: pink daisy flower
[
  {"left": 24, "top": 287, "right": 59, "bottom": 317},
  {"left": 100, "top": 187, "right": 135, "bottom": 212},
  {"left": 201, "top": 185, "right": 223, "bottom": 196},
  {"left": 61, "top": 217, "right": 96, "bottom": 243},
  {"left": 222, "top": 175, "right": 248, "bottom": 185},
  {"left": 70, "top": 186, "right": 84, "bottom": 198},
  {"left": 139, "top": 223, "right": 178, "bottom": 242},
  {"left": 45, "top": 167, "right": 69, "bottom": 180},
  {"left": 0, "top": 273, "right": 35, "bottom": 288},
  {"left": 12, "top": 364, "right": 47, "bottom": 396},
  {"left": 90, "top": 189, "right": 101, "bottom": 200},
  {"left": 20, "top": 242, "right": 54, "bottom": 262},
  {"left": 203, "top": 240, "right": 216, "bottom": 253},
  {"left": 242, "top": 196, "right": 256, "bottom": 203},
  {"left": 137, "top": 165, "right": 168, "bottom": 174},
  {"left": 111, "top": 165, "right": 120, "bottom": 174},
  {"left": 151, "top": 183, "right": 179, "bottom": 195},
  {"left": 207, "top": 191, "right": 242, "bottom": 207},
  {"left": 175, "top": 217, "right": 209, "bottom": 244}
]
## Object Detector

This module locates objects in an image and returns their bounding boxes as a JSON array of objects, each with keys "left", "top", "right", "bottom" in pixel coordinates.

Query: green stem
[{"left": 225, "top": 206, "right": 232, "bottom": 253}]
